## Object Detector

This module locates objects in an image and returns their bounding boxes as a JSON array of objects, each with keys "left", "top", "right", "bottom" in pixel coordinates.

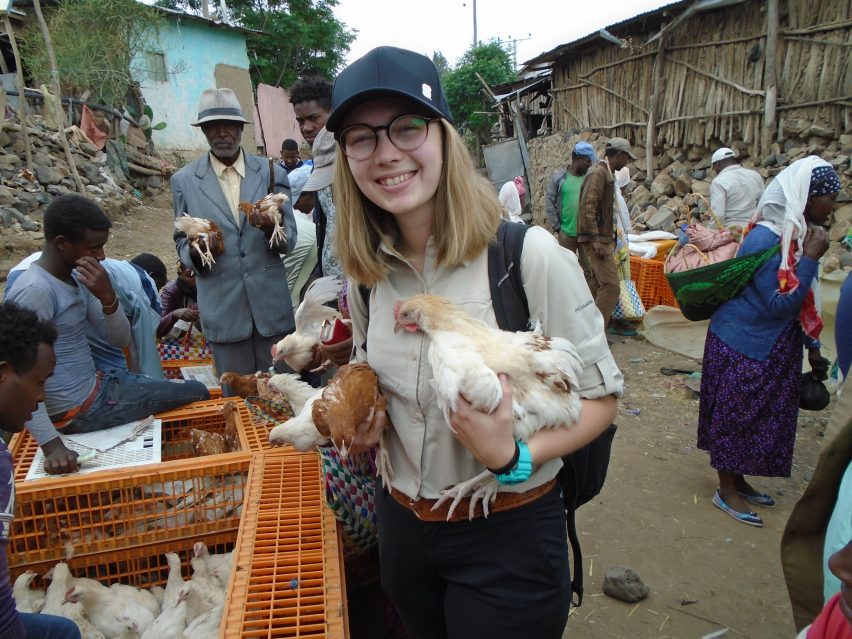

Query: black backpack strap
[
  {"left": 488, "top": 220, "right": 530, "bottom": 331},
  {"left": 358, "top": 284, "right": 370, "bottom": 353},
  {"left": 566, "top": 506, "right": 584, "bottom": 607}
]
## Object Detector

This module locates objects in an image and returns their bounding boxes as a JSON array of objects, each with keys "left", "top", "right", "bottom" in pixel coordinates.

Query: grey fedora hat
[{"left": 191, "top": 88, "right": 251, "bottom": 127}]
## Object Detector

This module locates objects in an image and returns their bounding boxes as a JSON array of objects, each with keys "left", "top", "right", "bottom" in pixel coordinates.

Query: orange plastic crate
[
  {"left": 8, "top": 398, "right": 249, "bottom": 483},
  {"left": 8, "top": 400, "right": 251, "bottom": 570},
  {"left": 658, "top": 275, "right": 680, "bottom": 308},
  {"left": 222, "top": 451, "right": 347, "bottom": 638},
  {"left": 629, "top": 256, "right": 661, "bottom": 310}
]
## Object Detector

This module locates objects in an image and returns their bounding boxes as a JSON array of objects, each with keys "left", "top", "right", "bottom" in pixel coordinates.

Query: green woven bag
[{"left": 665, "top": 244, "right": 780, "bottom": 321}]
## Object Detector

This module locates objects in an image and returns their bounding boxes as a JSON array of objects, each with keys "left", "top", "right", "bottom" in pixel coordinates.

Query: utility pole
[
  {"left": 472, "top": 0, "right": 477, "bottom": 47},
  {"left": 500, "top": 34, "right": 532, "bottom": 70}
]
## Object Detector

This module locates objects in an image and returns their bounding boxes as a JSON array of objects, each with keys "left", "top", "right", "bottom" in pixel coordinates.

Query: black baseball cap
[{"left": 326, "top": 46, "right": 453, "bottom": 137}]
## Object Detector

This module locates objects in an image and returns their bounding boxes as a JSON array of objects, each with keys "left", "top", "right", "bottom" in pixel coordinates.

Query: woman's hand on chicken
[
  {"left": 345, "top": 401, "right": 389, "bottom": 457},
  {"left": 449, "top": 374, "right": 517, "bottom": 471}
]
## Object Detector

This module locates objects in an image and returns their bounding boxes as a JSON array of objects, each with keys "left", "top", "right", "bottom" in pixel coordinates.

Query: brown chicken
[
  {"left": 174, "top": 214, "right": 224, "bottom": 269},
  {"left": 190, "top": 428, "right": 227, "bottom": 456},
  {"left": 312, "top": 362, "right": 386, "bottom": 458},
  {"left": 218, "top": 371, "right": 270, "bottom": 398},
  {"left": 238, "top": 192, "right": 288, "bottom": 249},
  {"left": 221, "top": 400, "right": 242, "bottom": 453}
]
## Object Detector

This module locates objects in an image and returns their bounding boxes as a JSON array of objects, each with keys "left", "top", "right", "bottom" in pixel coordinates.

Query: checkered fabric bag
[
  {"left": 157, "top": 330, "right": 212, "bottom": 360},
  {"left": 243, "top": 396, "right": 295, "bottom": 424},
  {"left": 318, "top": 446, "right": 378, "bottom": 556},
  {"left": 613, "top": 247, "right": 646, "bottom": 321}
]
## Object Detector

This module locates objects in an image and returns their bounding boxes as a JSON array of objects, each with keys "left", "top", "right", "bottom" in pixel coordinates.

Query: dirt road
[{"left": 7, "top": 191, "right": 832, "bottom": 639}]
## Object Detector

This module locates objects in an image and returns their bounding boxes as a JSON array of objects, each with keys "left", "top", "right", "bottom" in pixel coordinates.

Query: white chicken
[
  {"left": 174, "top": 214, "right": 224, "bottom": 269},
  {"left": 41, "top": 563, "right": 106, "bottom": 639},
  {"left": 64, "top": 582, "right": 157, "bottom": 638},
  {"left": 179, "top": 605, "right": 222, "bottom": 639},
  {"left": 267, "top": 373, "right": 319, "bottom": 413},
  {"left": 271, "top": 276, "right": 343, "bottom": 372},
  {"left": 162, "top": 552, "right": 185, "bottom": 612},
  {"left": 268, "top": 387, "right": 327, "bottom": 451},
  {"left": 13, "top": 570, "right": 45, "bottom": 613},
  {"left": 192, "top": 542, "right": 233, "bottom": 590},
  {"left": 178, "top": 577, "right": 223, "bottom": 625},
  {"left": 393, "top": 294, "right": 585, "bottom": 519},
  {"left": 139, "top": 600, "right": 187, "bottom": 639}
]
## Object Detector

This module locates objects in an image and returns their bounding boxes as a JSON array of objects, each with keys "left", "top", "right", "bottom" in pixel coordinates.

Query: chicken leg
[{"left": 431, "top": 470, "right": 501, "bottom": 521}]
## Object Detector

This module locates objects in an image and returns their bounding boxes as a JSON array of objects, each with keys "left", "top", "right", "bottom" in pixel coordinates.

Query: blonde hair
[{"left": 333, "top": 119, "right": 502, "bottom": 287}]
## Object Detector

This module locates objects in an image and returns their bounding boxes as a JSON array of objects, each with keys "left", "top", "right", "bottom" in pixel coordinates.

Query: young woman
[
  {"left": 324, "top": 46, "right": 622, "bottom": 639},
  {"left": 699, "top": 156, "right": 836, "bottom": 527}
]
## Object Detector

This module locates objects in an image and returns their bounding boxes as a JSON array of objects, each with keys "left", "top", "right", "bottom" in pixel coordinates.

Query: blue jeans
[
  {"left": 20, "top": 612, "right": 82, "bottom": 639},
  {"left": 63, "top": 368, "right": 210, "bottom": 434}
]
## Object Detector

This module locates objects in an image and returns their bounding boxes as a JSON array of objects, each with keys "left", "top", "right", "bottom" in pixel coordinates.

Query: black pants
[{"left": 377, "top": 483, "right": 571, "bottom": 639}]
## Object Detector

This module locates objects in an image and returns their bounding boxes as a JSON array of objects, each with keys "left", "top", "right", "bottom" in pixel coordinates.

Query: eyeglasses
[{"left": 340, "top": 114, "right": 438, "bottom": 160}]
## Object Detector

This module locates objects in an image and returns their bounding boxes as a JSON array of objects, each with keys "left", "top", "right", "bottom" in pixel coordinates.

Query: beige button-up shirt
[
  {"left": 350, "top": 226, "right": 624, "bottom": 500},
  {"left": 209, "top": 151, "right": 246, "bottom": 226}
]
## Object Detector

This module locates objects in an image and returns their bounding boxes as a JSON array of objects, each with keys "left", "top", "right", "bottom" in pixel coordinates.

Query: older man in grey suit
[{"left": 172, "top": 88, "right": 297, "bottom": 386}]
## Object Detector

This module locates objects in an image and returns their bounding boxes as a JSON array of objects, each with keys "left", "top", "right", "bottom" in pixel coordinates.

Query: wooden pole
[
  {"left": 646, "top": 34, "right": 666, "bottom": 183},
  {"left": 2, "top": 14, "right": 33, "bottom": 171},
  {"left": 32, "top": 0, "right": 85, "bottom": 193},
  {"left": 762, "top": 0, "right": 779, "bottom": 157}
]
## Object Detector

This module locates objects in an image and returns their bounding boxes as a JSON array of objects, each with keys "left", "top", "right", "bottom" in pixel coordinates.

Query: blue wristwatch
[{"left": 495, "top": 440, "right": 533, "bottom": 485}]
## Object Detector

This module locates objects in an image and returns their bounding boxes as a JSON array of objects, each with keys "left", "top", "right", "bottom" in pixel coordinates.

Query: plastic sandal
[
  {"left": 712, "top": 490, "right": 764, "bottom": 527},
  {"left": 737, "top": 491, "right": 776, "bottom": 508}
]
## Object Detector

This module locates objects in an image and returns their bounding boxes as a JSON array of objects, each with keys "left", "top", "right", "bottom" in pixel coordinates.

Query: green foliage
[
  {"left": 443, "top": 41, "right": 515, "bottom": 140},
  {"left": 19, "top": 0, "right": 163, "bottom": 107},
  {"left": 431, "top": 51, "right": 450, "bottom": 81},
  {"left": 129, "top": 104, "right": 167, "bottom": 142},
  {"left": 154, "top": 0, "right": 355, "bottom": 87}
]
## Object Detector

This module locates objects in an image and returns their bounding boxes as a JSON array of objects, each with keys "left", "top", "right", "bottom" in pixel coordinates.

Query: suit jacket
[{"left": 171, "top": 150, "right": 298, "bottom": 343}]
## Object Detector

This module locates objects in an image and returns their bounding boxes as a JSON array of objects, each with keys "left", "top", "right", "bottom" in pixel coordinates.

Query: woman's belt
[{"left": 389, "top": 478, "right": 556, "bottom": 523}]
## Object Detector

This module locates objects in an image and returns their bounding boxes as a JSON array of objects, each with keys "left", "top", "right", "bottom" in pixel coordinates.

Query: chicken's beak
[{"left": 393, "top": 321, "right": 402, "bottom": 333}]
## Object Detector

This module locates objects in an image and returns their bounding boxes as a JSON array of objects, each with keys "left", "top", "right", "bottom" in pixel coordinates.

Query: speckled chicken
[
  {"left": 173, "top": 215, "right": 223, "bottom": 269},
  {"left": 239, "top": 192, "right": 289, "bottom": 249}
]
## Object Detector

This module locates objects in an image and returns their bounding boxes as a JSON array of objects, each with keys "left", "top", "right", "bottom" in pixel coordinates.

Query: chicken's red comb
[{"left": 392, "top": 300, "right": 403, "bottom": 322}]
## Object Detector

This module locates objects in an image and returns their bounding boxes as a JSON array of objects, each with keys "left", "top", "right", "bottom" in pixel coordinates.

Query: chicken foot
[
  {"left": 193, "top": 234, "right": 217, "bottom": 269},
  {"left": 432, "top": 470, "right": 500, "bottom": 521}
]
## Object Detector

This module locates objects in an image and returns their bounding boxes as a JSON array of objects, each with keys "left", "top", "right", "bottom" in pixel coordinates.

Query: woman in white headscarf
[{"left": 698, "top": 156, "right": 836, "bottom": 528}]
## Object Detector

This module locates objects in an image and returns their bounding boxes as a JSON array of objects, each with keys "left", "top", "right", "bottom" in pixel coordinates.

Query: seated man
[
  {"left": 0, "top": 302, "right": 82, "bottom": 639},
  {"left": 158, "top": 260, "right": 201, "bottom": 339},
  {"left": 7, "top": 194, "right": 209, "bottom": 475}
]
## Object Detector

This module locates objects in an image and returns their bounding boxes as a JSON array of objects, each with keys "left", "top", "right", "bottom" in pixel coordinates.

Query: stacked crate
[
  {"left": 629, "top": 255, "right": 680, "bottom": 310},
  {"left": 222, "top": 452, "right": 347, "bottom": 638}
]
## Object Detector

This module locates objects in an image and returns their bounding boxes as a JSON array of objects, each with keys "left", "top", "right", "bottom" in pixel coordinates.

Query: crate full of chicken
[
  {"left": 11, "top": 528, "right": 238, "bottom": 638},
  {"left": 7, "top": 398, "right": 251, "bottom": 571},
  {"left": 221, "top": 451, "right": 347, "bottom": 639}
]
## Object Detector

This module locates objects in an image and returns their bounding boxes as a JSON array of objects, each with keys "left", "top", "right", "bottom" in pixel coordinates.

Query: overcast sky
[{"left": 334, "top": 0, "right": 674, "bottom": 69}]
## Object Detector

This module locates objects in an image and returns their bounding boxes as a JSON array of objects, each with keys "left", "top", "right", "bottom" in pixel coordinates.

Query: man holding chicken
[{"left": 172, "top": 88, "right": 298, "bottom": 386}]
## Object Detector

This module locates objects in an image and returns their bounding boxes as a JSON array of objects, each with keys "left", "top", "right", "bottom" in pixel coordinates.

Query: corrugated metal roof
[
  {"left": 153, "top": 5, "right": 263, "bottom": 36},
  {"left": 520, "top": 0, "right": 692, "bottom": 69}
]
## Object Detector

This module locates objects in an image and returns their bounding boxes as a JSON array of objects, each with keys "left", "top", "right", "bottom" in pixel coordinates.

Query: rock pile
[
  {"left": 527, "top": 129, "right": 852, "bottom": 273},
  {"left": 0, "top": 115, "right": 170, "bottom": 236}
]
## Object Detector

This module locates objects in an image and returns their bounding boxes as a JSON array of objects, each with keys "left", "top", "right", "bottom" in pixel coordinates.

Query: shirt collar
[
  {"left": 719, "top": 164, "right": 739, "bottom": 175},
  {"left": 209, "top": 150, "right": 245, "bottom": 179}
]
